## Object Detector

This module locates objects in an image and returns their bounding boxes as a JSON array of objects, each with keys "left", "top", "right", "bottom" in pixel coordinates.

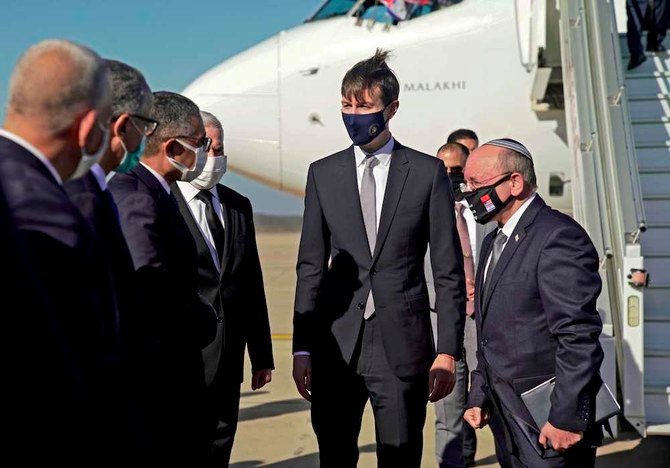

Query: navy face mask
[
  {"left": 342, "top": 107, "right": 387, "bottom": 146},
  {"left": 463, "top": 173, "right": 512, "bottom": 224}
]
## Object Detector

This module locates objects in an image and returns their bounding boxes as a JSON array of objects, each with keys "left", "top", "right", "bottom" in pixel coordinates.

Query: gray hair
[
  {"left": 498, "top": 149, "right": 537, "bottom": 189},
  {"left": 145, "top": 91, "right": 201, "bottom": 155},
  {"left": 8, "top": 39, "right": 111, "bottom": 135},
  {"left": 105, "top": 59, "right": 153, "bottom": 117},
  {"left": 200, "top": 110, "right": 223, "bottom": 134}
]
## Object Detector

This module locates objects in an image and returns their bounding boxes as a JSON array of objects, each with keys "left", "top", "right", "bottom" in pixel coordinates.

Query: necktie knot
[
  {"left": 365, "top": 155, "right": 379, "bottom": 169},
  {"left": 495, "top": 232, "right": 508, "bottom": 247},
  {"left": 196, "top": 190, "right": 214, "bottom": 204}
]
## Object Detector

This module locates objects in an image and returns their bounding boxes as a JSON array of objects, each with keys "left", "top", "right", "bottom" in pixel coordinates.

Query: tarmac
[{"left": 227, "top": 228, "right": 670, "bottom": 467}]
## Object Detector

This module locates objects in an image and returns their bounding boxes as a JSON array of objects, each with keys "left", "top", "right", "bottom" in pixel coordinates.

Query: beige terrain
[{"left": 226, "top": 227, "right": 669, "bottom": 467}]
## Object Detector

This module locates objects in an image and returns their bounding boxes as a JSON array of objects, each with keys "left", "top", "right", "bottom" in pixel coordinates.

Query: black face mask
[
  {"left": 463, "top": 173, "right": 512, "bottom": 224},
  {"left": 448, "top": 172, "right": 465, "bottom": 201}
]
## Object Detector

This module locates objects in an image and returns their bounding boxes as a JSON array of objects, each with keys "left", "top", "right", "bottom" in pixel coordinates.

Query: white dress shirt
[
  {"left": 458, "top": 199, "right": 478, "bottom": 264},
  {"left": 483, "top": 192, "right": 537, "bottom": 279},
  {"left": 90, "top": 163, "right": 108, "bottom": 191},
  {"left": 354, "top": 136, "right": 395, "bottom": 230},
  {"left": 140, "top": 162, "right": 171, "bottom": 194},
  {"left": 176, "top": 181, "right": 225, "bottom": 271},
  {"left": 0, "top": 129, "right": 62, "bottom": 185}
]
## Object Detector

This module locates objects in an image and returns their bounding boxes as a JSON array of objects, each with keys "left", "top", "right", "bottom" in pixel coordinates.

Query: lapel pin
[{"left": 514, "top": 234, "right": 519, "bottom": 242}]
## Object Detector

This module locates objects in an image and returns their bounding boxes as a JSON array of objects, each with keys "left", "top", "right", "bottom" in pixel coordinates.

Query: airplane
[{"left": 183, "top": 0, "right": 572, "bottom": 211}]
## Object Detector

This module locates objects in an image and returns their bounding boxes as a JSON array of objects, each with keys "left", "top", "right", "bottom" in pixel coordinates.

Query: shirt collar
[
  {"left": 90, "top": 163, "right": 107, "bottom": 191},
  {"left": 0, "top": 129, "right": 63, "bottom": 185},
  {"left": 140, "top": 162, "right": 171, "bottom": 194},
  {"left": 500, "top": 192, "right": 537, "bottom": 239},
  {"left": 354, "top": 136, "right": 395, "bottom": 168},
  {"left": 176, "top": 181, "right": 220, "bottom": 203}
]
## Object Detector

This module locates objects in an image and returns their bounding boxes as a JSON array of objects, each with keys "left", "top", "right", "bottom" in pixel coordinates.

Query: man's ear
[
  {"left": 510, "top": 173, "right": 525, "bottom": 196},
  {"left": 164, "top": 138, "right": 183, "bottom": 158},
  {"left": 77, "top": 108, "right": 98, "bottom": 150},
  {"left": 113, "top": 114, "right": 130, "bottom": 138},
  {"left": 386, "top": 100, "right": 400, "bottom": 120}
]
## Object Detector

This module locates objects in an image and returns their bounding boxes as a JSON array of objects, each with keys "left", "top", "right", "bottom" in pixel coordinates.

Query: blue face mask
[
  {"left": 342, "top": 106, "right": 388, "bottom": 146},
  {"left": 116, "top": 135, "right": 146, "bottom": 173}
]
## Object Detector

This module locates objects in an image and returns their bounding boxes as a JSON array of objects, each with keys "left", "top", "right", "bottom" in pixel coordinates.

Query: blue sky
[{"left": 0, "top": 0, "right": 325, "bottom": 214}]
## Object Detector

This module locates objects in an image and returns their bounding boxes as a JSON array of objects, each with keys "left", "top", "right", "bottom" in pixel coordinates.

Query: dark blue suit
[
  {"left": 0, "top": 135, "right": 124, "bottom": 466},
  {"left": 65, "top": 170, "right": 146, "bottom": 453},
  {"left": 467, "top": 195, "right": 604, "bottom": 468},
  {"left": 108, "top": 163, "right": 217, "bottom": 465}
]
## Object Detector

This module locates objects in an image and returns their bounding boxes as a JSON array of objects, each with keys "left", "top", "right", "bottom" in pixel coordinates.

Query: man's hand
[
  {"left": 466, "top": 278, "right": 476, "bottom": 303},
  {"left": 251, "top": 369, "right": 272, "bottom": 390},
  {"left": 428, "top": 353, "right": 456, "bottom": 402},
  {"left": 538, "top": 422, "right": 583, "bottom": 452},
  {"left": 463, "top": 407, "right": 489, "bottom": 429},
  {"left": 292, "top": 355, "right": 312, "bottom": 401}
]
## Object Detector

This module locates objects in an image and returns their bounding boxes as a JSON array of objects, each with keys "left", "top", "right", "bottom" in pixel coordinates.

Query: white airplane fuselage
[{"left": 183, "top": 0, "right": 571, "bottom": 210}]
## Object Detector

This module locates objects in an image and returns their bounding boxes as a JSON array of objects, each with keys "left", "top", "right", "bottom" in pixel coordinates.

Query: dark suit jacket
[
  {"left": 467, "top": 195, "right": 604, "bottom": 434},
  {"left": 108, "top": 164, "right": 217, "bottom": 436},
  {"left": 293, "top": 140, "right": 466, "bottom": 378},
  {"left": 0, "top": 135, "right": 123, "bottom": 463},
  {"left": 64, "top": 171, "right": 140, "bottom": 353},
  {"left": 172, "top": 183, "right": 274, "bottom": 385}
]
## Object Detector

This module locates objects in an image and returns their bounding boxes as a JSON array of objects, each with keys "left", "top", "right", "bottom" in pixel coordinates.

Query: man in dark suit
[
  {"left": 108, "top": 91, "right": 217, "bottom": 465},
  {"left": 64, "top": 59, "right": 156, "bottom": 454},
  {"left": 0, "top": 39, "right": 124, "bottom": 465},
  {"left": 172, "top": 110, "right": 274, "bottom": 467},
  {"left": 292, "top": 49, "right": 466, "bottom": 468},
  {"left": 462, "top": 139, "right": 604, "bottom": 468}
]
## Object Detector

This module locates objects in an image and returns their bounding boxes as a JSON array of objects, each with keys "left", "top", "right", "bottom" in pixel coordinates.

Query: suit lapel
[
  {"left": 372, "top": 144, "right": 409, "bottom": 263},
  {"left": 337, "top": 147, "right": 372, "bottom": 259},
  {"left": 476, "top": 231, "right": 495, "bottom": 315},
  {"left": 481, "top": 196, "right": 546, "bottom": 315}
]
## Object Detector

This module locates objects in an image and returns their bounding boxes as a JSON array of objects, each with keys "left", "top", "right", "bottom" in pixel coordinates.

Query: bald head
[
  {"left": 464, "top": 142, "right": 537, "bottom": 190},
  {"left": 7, "top": 39, "right": 111, "bottom": 135}
]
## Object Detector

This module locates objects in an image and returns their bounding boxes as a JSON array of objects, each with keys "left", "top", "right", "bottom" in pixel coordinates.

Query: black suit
[
  {"left": 109, "top": 164, "right": 218, "bottom": 465},
  {"left": 172, "top": 182, "right": 274, "bottom": 467},
  {"left": 0, "top": 135, "right": 124, "bottom": 465},
  {"left": 467, "top": 195, "right": 604, "bottom": 468},
  {"left": 294, "top": 140, "right": 466, "bottom": 467},
  {"left": 64, "top": 169, "right": 146, "bottom": 453}
]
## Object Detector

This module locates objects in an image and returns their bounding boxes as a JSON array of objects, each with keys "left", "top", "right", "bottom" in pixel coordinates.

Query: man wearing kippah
[{"left": 462, "top": 139, "right": 604, "bottom": 467}]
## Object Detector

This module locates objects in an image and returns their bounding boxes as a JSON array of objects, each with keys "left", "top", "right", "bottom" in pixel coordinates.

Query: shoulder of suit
[
  {"left": 108, "top": 172, "right": 153, "bottom": 204},
  {"left": 534, "top": 203, "right": 591, "bottom": 237},
  {"left": 217, "top": 184, "right": 252, "bottom": 210},
  {"left": 310, "top": 147, "right": 352, "bottom": 170},
  {"left": 402, "top": 146, "right": 441, "bottom": 168}
]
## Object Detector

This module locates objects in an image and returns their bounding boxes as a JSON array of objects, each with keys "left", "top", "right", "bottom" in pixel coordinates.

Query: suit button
[
  {"left": 480, "top": 338, "right": 488, "bottom": 346},
  {"left": 357, "top": 303, "right": 365, "bottom": 310},
  {"left": 371, "top": 269, "right": 377, "bottom": 276}
]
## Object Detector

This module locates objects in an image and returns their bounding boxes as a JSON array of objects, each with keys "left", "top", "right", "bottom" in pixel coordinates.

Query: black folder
[{"left": 520, "top": 377, "right": 620, "bottom": 429}]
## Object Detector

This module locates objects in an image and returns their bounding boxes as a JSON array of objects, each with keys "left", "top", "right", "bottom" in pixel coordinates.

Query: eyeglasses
[
  {"left": 174, "top": 135, "right": 212, "bottom": 153},
  {"left": 462, "top": 172, "right": 511, "bottom": 192},
  {"left": 129, "top": 114, "right": 159, "bottom": 136},
  {"left": 112, "top": 113, "right": 159, "bottom": 136}
]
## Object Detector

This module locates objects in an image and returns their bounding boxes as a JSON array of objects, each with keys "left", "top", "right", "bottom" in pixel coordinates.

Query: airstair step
[
  {"left": 645, "top": 386, "right": 670, "bottom": 425},
  {"left": 643, "top": 194, "right": 670, "bottom": 200},
  {"left": 626, "top": 71, "right": 670, "bottom": 79},
  {"left": 628, "top": 94, "right": 670, "bottom": 101},
  {"left": 645, "top": 385, "right": 670, "bottom": 395},
  {"left": 633, "top": 117, "right": 670, "bottom": 124},
  {"left": 629, "top": 99, "right": 670, "bottom": 120},
  {"left": 639, "top": 173, "right": 670, "bottom": 197},
  {"left": 627, "top": 78, "right": 670, "bottom": 98},
  {"left": 644, "top": 199, "right": 670, "bottom": 224},
  {"left": 635, "top": 141, "right": 670, "bottom": 148},
  {"left": 646, "top": 348, "right": 670, "bottom": 358},
  {"left": 639, "top": 167, "right": 670, "bottom": 174},
  {"left": 647, "top": 424, "right": 670, "bottom": 435},
  {"left": 645, "top": 311, "right": 670, "bottom": 348},
  {"left": 635, "top": 147, "right": 670, "bottom": 171},
  {"left": 645, "top": 353, "right": 670, "bottom": 387}
]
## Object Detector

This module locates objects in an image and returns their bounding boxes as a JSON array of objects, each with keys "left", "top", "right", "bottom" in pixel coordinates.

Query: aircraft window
[
  {"left": 309, "top": 0, "right": 358, "bottom": 21},
  {"left": 307, "top": 0, "right": 464, "bottom": 23}
]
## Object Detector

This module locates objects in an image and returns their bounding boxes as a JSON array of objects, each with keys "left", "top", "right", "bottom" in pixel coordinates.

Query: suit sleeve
[
  {"left": 429, "top": 159, "right": 466, "bottom": 358},
  {"left": 540, "top": 223, "right": 604, "bottom": 432},
  {"left": 293, "top": 164, "right": 331, "bottom": 354},
  {"left": 466, "top": 363, "right": 490, "bottom": 409},
  {"left": 242, "top": 198, "right": 275, "bottom": 371}
]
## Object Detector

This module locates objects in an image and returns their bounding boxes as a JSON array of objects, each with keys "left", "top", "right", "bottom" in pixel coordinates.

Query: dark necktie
[
  {"left": 195, "top": 190, "right": 225, "bottom": 264},
  {"left": 483, "top": 231, "right": 508, "bottom": 299},
  {"left": 456, "top": 203, "right": 475, "bottom": 317}
]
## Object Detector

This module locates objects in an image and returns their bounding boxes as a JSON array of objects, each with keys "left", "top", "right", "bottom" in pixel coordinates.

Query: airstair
[{"left": 554, "top": 0, "right": 670, "bottom": 436}]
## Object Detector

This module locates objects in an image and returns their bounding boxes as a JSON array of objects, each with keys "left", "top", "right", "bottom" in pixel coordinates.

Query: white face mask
[
  {"left": 168, "top": 139, "right": 208, "bottom": 182},
  {"left": 190, "top": 155, "right": 227, "bottom": 190},
  {"left": 69, "top": 121, "right": 109, "bottom": 180}
]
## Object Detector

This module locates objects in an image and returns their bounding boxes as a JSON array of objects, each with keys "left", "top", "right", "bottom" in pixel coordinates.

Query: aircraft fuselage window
[{"left": 307, "top": 0, "right": 463, "bottom": 23}]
